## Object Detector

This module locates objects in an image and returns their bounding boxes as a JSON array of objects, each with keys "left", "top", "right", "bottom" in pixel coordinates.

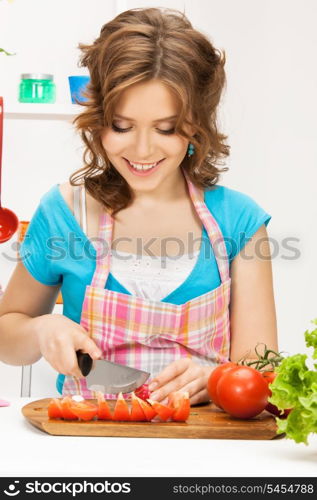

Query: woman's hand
[
  {"left": 33, "top": 313, "right": 102, "bottom": 378},
  {"left": 148, "top": 358, "right": 214, "bottom": 405}
]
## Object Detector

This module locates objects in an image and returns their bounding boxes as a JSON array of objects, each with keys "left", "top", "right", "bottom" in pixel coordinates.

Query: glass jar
[{"left": 18, "top": 73, "right": 56, "bottom": 103}]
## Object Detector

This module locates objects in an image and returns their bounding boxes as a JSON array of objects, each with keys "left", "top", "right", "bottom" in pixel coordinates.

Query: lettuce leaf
[
  {"left": 305, "top": 318, "right": 317, "bottom": 363},
  {"left": 269, "top": 319, "right": 317, "bottom": 445}
]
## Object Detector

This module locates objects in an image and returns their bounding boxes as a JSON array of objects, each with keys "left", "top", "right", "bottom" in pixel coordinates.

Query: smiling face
[{"left": 101, "top": 79, "right": 192, "bottom": 198}]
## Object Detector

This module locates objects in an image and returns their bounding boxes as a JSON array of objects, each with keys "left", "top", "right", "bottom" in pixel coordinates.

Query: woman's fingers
[
  {"left": 190, "top": 388, "right": 210, "bottom": 406},
  {"left": 42, "top": 342, "right": 82, "bottom": 378},
  {"left": 150, "top": 360, "right": 203, "bottom": 402},
  {"left": 149, "top": 358, "right": 191, "bottom": 388},
  {"left": 149, "top": 358, "right": 191, "bottom": 395},
  {"left": 42, "top": 330, "right": 102, "bottom": 378},
  {"left": 75, "top": 333, "right": 102, "bottom": 360},
  {"left": 61, "top": 346, "right": 83, "bottom": 378},
  {"left": 35, "top": 314, "right": 102, "bottom": 377},
  {"left": 150, "top": 361, "right": 213, "bottom": 404},
  {"left": 67, "top": 333, "right": 102, "bottom": 377}
]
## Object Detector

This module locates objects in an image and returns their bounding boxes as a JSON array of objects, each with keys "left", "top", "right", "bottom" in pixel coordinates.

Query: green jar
[{"left": 19, "top": 73, "right": 56, "bottom": 103}]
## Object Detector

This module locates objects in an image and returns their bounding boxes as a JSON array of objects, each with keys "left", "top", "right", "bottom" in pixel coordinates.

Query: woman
[{"left": 0, "top": 8, "right": 278, "bottom": 404}]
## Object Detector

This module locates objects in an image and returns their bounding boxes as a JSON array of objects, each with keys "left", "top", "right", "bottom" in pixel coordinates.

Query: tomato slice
[
  {"left": 134, "top": 383, "right": 151, "bottom": 401},
  {"left": 168, "top": 392, "right": 190, "bottom": 422},
  {"left": 95, "top": 392, "right": 113, "bottom": 420},
  {"left": 167, "top": 391, "right": 184, "bottom": 408},
  {"left": 113, "top": 392, "right": 130, "bottom": 421},
  {"left": 69, "top": 401, "right": 98, "bottom": 421},
  {"left": 60, "top": 397, "right": 79, "bottom": 420},
  {"left": 130, "top": 393, "right": 147, "bottom": 421},
  {"left": 173, "top": 400, "right": 190, "bottom": 422},
  {"left": 48, "top": 398, "right": 63, "bottom": 419},
  {"left": 136, "top": 397, "right": 157, "bottom": 421},
  {"left": 147, "top": 399, "right": 175, "bottom": 422}
]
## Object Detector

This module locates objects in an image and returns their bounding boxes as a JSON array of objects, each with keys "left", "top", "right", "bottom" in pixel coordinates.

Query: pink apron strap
[
  {"left": 183, "top": 171, "right": 230, "bottom": 283},
  {"left": 92, "top": 168, "right": 230, "bottom": 289},
  {"left": 91, "top": 210, "right": 113, "bottom": 288}
]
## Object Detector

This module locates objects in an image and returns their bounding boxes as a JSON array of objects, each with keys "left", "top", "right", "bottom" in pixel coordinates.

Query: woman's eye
[
  {"left": 111, "top": 124, "right": 131, "bottom": 133},
  {"left": 111, "top": 124, "right": 175, "bottom": 135},
  {"left": 158, "top": 128, "right": 175, "bottom": 135}
]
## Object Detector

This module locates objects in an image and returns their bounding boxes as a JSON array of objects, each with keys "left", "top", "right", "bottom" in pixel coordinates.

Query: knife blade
[{"left": 76, "top": 351, "right": 150, "bottom": 394}]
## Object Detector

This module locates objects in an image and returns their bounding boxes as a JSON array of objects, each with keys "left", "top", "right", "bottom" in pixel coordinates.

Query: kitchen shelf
[{"left": 4, "top": 103, "right": 83, "bottom": 120}]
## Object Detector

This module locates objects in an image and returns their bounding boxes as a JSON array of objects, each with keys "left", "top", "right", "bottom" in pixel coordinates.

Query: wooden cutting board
[{"left": 22, "top": 398, "right": 282, "bottom": 440}]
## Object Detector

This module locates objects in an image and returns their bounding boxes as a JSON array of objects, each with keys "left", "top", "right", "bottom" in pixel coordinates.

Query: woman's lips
[{"left": 123, "top": 158, "right": 165, "bottom": 176}]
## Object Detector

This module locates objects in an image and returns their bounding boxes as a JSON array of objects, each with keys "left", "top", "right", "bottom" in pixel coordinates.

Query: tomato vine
[{"left": 238, "top": 343, "right": 286, "bottom": 372}]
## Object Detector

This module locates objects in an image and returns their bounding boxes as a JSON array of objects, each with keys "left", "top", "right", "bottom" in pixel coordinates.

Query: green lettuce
[{"left": 269, "top": 319, "right": 317, "bottom": 445}]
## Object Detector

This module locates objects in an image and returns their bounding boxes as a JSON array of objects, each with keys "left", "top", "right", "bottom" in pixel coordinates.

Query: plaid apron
[{"left": 62, "top": 170, "right": 231, "bottom": 398}]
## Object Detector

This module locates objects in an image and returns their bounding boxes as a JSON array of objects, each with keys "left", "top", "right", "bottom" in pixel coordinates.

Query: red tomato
[
  {"left": 262, "top": 371, "right": 292, "bottom": 419},
  {"left": 69, "top": 401, "right": 99, "bottom": 421},
  {"left": 207, "top": 362, "right": 237, "bottom": 408},
  {"left": 168, "top": 392, "right": 190, "bottom": 422},
  {"left": 134, "top": 384, "right": 151, "bottom": 401},
  {"left": 113, "top": 392, "right": 130, "bottom": 421},
  {"left": 95, "top": 392, "right": 113, "bottom": 421},
  {"left": 130, "top": 393, "right": 147, "bottom": 421},
  {"left": 217, "top": 366, "right": 270, "bottom": 419},
  {"left": 60, "top": 397, "right": 78, "bottom": 420},
  {"left": 167, "top": 391, "right": 188, "bottom": 406},
  {"left": 148, "top": 399, "right": 175, "bottom": 422},
  {"left": 262, "top": 371, "right": 276, "bottom": 385},
  {"left": 97, "top": 401, "right": 113, "bottom": 420},
  {"left": 136, "top": 397, "right": 157, "bottom": 421},
  {"left": 48, "top": 398, "right": 63, "bottom": 419}
]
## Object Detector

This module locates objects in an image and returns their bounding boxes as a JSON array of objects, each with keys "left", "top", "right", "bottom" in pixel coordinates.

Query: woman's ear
[
  {"left": 187, "top": 119, "right": 199, "bottom": 138},
  {"left": 183, "top": 123, "right": 197, "bottom": 138}
]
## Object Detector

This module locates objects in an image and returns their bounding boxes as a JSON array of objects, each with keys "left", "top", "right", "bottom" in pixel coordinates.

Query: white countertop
[{"left": 0, "top": 398, "right": 316, "bottom": 477}]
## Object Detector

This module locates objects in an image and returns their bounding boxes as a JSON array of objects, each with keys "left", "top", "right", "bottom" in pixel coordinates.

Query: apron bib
[{"left": 63, "top": 169, "right": 231, "bottom": 398}]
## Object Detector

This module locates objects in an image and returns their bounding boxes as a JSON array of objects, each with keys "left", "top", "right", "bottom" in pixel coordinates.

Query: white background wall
[{"left": 0, "top": 0, "right": 316, "bottom": 398}]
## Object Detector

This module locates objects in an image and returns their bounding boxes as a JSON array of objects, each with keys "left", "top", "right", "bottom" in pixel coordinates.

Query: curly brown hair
[{"left": 70, "top": 7, "right": 230, "bottom": 216}]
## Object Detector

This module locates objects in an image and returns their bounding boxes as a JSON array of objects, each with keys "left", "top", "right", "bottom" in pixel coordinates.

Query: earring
[{"left": 187, "top": 143, "right": 195, "bottom": 157}]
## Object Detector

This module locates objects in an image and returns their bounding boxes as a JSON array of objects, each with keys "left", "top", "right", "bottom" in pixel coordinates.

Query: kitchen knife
[{"left": 76, "top": 351, "right": 150, "bottom": 394}]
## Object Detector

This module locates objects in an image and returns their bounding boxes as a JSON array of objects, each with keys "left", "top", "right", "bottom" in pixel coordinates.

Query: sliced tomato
[
  {"left": 95, "top": 392, "right": 113, "bottom": 420},
  {"left": 69, "top": 400, "right": 98, "bottom": 421},
  {"left": 137, "top": 397, "right": 157, "bottom": 421},
  {"left": 60, "top": 397, "right": 78, "bottom": 420},
  {"left": 168, "top": 392, "right": 190, "bottom": 422},
  {"left": 98, "top": 401, "right": 113, "bottom": 420},
  {"left": 130, "top": 393, "right": 147, "bottom": 421},
  {"left": 113, "top": 392, "right": 130, "bottom": 421},
  {"left": 167, "top": 391, "right": 185, "bottom": 409},
  {"left": 173, "top": 400, "right": 190, "bottom": 422},
  {"left": 134, "top": 383, "right": 151, "bottom": 401},
  {"left": 147, "top": 399, "right": 175, "bottom": 422},
  {"left": 48, "top": 398, "right": 63, "bottom": 419}
]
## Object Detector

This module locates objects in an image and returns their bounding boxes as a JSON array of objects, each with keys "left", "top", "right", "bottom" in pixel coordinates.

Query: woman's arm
[
  {"left": 229, "top": 224, "right": 278, "bottom": 363},
  {"left": 0, "top": 261, "right": 61, "bottom": 365},
  {"left": 0, "top": 262, "right": 101, "bottom": 375}
]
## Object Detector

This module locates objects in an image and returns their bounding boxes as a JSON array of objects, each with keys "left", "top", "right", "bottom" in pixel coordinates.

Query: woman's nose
[{"left": 133, "top": 130, "right": 155, "bottom": 160}]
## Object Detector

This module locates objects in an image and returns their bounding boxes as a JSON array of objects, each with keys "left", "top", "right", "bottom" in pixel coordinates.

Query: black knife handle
[{"left": 76, "top": 350, "right": 93, "bottom": 377}]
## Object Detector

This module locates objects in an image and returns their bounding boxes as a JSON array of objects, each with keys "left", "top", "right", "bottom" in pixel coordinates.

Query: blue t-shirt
[{"left": 19, "top": 183, "right": 271, "bottom": 394}]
